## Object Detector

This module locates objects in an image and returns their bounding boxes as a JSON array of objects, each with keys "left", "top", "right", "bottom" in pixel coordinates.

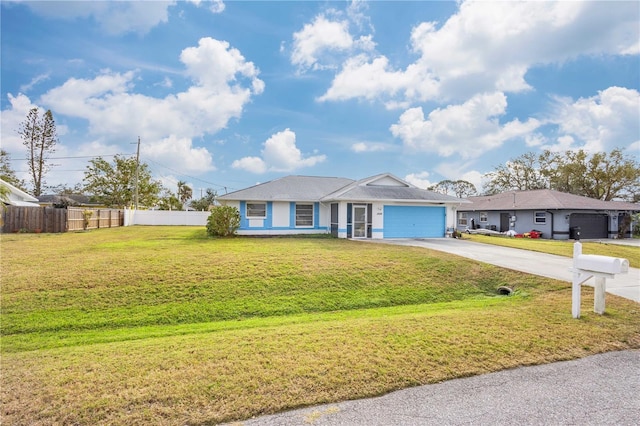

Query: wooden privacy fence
[{"left": 1, "top": 206, "right": 124, "bottom": 233}]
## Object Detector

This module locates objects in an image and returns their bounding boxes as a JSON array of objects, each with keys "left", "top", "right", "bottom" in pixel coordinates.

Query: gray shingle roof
[
  {"left": 323, "top": 185, "right": 464, "bottom": 202},
  {"left": 461, "top": 189, "right": 639, "bottom": 211},
  {"left": 219, "top": 175, "right": 355, "bottom": 201},
  {"left": 219, "top": 173, "right": 468, "bottom": 204}
]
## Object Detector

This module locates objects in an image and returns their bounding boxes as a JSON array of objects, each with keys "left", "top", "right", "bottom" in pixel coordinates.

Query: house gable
[
  {"left": 0, "top": 179, "right": 40, "bottom": 207},
  {"left": 363, "top": 174, "right": 410, "bottom": 187}
]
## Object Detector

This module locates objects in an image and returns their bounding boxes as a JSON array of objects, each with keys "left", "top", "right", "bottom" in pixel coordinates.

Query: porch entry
[
  {"left": 500, "top": 213, "right": 510, "bottom": 232},
  {"left": 346, "top": 203, "right": 373, "bottom": 238},
  {"left": 353, "top": 204, "right": 367, "bottom": 238}
]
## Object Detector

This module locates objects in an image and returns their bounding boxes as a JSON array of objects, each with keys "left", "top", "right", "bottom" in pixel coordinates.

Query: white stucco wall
[{"left": 272, "top": 201, "right": 290, "bottom": 228}]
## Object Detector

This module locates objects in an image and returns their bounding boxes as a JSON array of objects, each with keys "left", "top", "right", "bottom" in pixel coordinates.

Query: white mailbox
[
  {"left": 573, "top": 254, "right": 629, "bottom": 275},
  {"left": 571, "top": 242, "right": 630, "bottom": 319}
]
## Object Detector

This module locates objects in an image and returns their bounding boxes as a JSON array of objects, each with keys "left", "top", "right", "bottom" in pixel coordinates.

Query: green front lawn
[
  {"left": 2, "top": 227, "right": 639, "bottom": 425},
  {"left": 463, "top": 234, "right": 640, "bottom": 268}
]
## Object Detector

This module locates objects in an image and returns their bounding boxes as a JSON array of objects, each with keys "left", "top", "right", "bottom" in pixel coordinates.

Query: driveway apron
[{"left": 370, "top": 238, "right": 640, "bottom": 303}]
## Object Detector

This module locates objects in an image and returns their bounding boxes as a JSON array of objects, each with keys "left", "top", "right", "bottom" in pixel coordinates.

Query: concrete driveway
[{"left": 372, "top": 238, "right": 640, "bottom": 303}]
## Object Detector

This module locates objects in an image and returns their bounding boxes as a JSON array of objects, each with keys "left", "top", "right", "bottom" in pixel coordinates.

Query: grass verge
[
  {"left": 1, "top": 227, "right": 639, "bottom": 425},
  {"left": 463, "top": 234, "right": 639, "bottom": 268}
]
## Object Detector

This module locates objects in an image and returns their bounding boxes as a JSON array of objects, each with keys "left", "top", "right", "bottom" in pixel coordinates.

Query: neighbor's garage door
[
  {"left": 570, "top": 213, "right": 608, "bottom": 239},
  {"left": 383, "top": 206, "right": 445, "bottom": 238}
]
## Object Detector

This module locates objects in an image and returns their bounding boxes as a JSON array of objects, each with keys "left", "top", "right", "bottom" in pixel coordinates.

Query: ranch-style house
[
  {"left": 458, "top": 189, "right": 638, "bottom": 240},
  {"left": 218, "top": 173, "right": 469, "bottom": 239}
]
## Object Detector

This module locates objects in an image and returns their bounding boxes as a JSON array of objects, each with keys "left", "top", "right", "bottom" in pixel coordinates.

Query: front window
[
  {"left": 247, "top": 202, "right": 266, "bottom": 218},
  {"left": 295, "top": 204, "right": 314, "bottom": 227},
  {"left": 480, "top": 212, "right": 488, "bottom": 222},
  {"left": 534, "top": 211, "right": 546, "bottom": 224},
  {"left": 458, "top": 212, "right": 468, "bottom": 226}
]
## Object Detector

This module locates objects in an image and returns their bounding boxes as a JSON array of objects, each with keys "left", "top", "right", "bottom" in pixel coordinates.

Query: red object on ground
[
  {"left": 515, "top": 234, "right": 524, "bottom": 238},
  {"left": 529, "top": 231, "right": 541, "bottom": 239}
]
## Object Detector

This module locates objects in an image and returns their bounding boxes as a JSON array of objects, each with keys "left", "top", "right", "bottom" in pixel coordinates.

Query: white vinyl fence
[{"left": 124, "top": 208, "right": 210, "bottom": 226}]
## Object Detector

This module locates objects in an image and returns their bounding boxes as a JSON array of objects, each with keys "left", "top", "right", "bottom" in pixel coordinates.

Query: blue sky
[{"left": 1, "top": 0, "right": 639, "bottom": 197}]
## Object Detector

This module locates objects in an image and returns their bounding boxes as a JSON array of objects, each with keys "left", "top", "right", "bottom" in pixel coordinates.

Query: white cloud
[
  {"left": 351, "top": 142, "right": 391, "bottom": 153},
  {"left": 0, "top": 93, "right": 39, "bottom": 152},
  {"left": 22, "top": 0, "right": 224, "bottom": 35},
  {"left": 290, "top": 10, "right": 374, "bottom": 72},
  {"left": 404, "top": 172, "right": 433, "bottom": 189},
  {"left": 231, "top": 156, "right": 267, "bottom": 174},
  {"left": 628, "top": 140, "right": 640, "bottom": 154},
  {"left": 317, "top": 55, "right": 414, "bottom": 106},
  {"left": 460, "top": 170, "right": 484, "bottom": 192},
  {"left": 143, "top": 135, "right": 215, "bottom": 174},
  {"left": 291, "top": 15, "right": 355, "bottom": 70},
  {"left": 547, "top": 86, "right": 640, "bottom": 153},
  {"left": 19, "top": 73, "right": 50, "bottom": 93},
  {"left": 390, "top": 92, "right": 541, "bottom": 158},
  {"left": 524, "top": 133, "right": 548, "bottom": 148},
  {"left": 22, "top": 1, "right": 175, "bottom": 35},
  {"left": 320, "top": 1, "right": 639, "bottom": 104},
  {"left": 31, "top": 37, "right": 263, "bottom": 174},
  {"left": 232, "top": 129, "right": 326, "bottom": 173},
  {"left": 180, "top": 38, "right": 263, "bottom": 92},
  {"left": 187, "top": 0, "right": 225, "bottom": 14}
]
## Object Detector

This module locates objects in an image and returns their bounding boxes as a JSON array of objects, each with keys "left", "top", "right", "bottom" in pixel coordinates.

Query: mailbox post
[{"left": 571, "top": 241, "right": 629, "bottom": 318}]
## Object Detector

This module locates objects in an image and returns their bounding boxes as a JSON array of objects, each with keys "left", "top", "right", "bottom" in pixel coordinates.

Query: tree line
[
  {"left": 2, "top": 108, "right": 638, "bottom": 207},
  {"left": 429, "top": 148, "right": 639, "bottom": 202}
]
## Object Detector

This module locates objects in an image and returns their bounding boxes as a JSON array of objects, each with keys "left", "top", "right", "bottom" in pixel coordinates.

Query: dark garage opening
[{"left": 569, "top": 213, "right": 608, "bottom": 239}]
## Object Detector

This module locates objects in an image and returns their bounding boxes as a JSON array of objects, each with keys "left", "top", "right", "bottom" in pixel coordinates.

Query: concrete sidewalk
[
  {"left": 375, "top": 238, "right": 640, "bottom": 302},
  {"left": 237, "top": 350, "right": 640, "bottom": 426}
]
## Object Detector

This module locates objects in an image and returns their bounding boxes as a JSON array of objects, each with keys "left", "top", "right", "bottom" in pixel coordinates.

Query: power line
[
  {"left": 7, "top": 153, "right": 135, "bottom": 161},
  {"left": 144, "top": 158, "right": 237, "bottom": 191}
]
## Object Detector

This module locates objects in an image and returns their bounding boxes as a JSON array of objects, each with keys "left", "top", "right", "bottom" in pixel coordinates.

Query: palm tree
[{"left": 177, "top": 180, "right": 193, "bottom": 210}]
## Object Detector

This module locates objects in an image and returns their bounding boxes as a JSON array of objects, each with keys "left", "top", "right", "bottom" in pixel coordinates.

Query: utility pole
[{"left": 134, "top": 136, "right": 140, "bottom": 209}]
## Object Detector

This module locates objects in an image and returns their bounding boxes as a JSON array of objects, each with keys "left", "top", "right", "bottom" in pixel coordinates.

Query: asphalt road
[{"left": 237, "top": 350, "right": 640, "bottom": 426}]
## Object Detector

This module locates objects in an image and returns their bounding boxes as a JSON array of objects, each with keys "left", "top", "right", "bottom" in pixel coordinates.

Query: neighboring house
[
  {"left": 218, "top": 173, "right": 468, "bottom": 239},
  {"left": 0, "top": 179, "right": 40, "bottom": 207},
  {"left": 458, "top": 189, "right": 639, "bottom": 240},
  {"left": 37, "top": 194, "right": 101, "bottom": 208}
]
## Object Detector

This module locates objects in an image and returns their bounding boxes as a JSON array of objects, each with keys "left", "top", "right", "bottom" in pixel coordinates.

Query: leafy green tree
[
  {"left": 156, "top": 189, "right": 182, "bottom": 210},
  {"left": 0, "top": 149, "right": 25, "bottom": 189},
  {"left": 177, "top": 180, "right": 193, "bottom": 210},
  {"left": 83, "top": 155, "right": 162, "bottom": 208},
  {"left": 190, "top": 188, "right": 217, "bottom": 211},
  {"left": 541, "top": 148, "right": 639, "bottom": 201},
  {"left": 0, "top": 180, "right": 10, "bottom": 202},
  {"left": 0, "top": 181, "right": 9, "bottom": 227},
  {"left": 18, "top": 108, "right": 58, "bottom": 196},
  {"left": 483, "top": 152, "right": 547, "bottom": 195},
  {"left": 483, "top": 148, "right": 639, "bottom": 201},
  {"left": 206, "top": 205, "right": 240, "bottom": 237},
  {"left": 428, "top": 179, "right": 477, "bottom": 197}
]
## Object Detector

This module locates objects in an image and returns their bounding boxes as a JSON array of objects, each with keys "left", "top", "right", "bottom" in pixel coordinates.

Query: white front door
[{"left": 353, "top": 205, "right": 367, "bottom": 238}]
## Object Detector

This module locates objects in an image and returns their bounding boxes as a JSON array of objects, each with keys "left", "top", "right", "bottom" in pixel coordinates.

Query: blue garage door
[{"left": 383, "top": 206, "right": 445, "bottom": 238}]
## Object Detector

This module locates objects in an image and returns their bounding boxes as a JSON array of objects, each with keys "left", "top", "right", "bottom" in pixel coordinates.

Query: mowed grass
[
  {"left": 464, "top": 234, "right": 640, "bottom": 268},
  {"left": 1, "top": 227, "right": 639, "bottom": 425}
]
